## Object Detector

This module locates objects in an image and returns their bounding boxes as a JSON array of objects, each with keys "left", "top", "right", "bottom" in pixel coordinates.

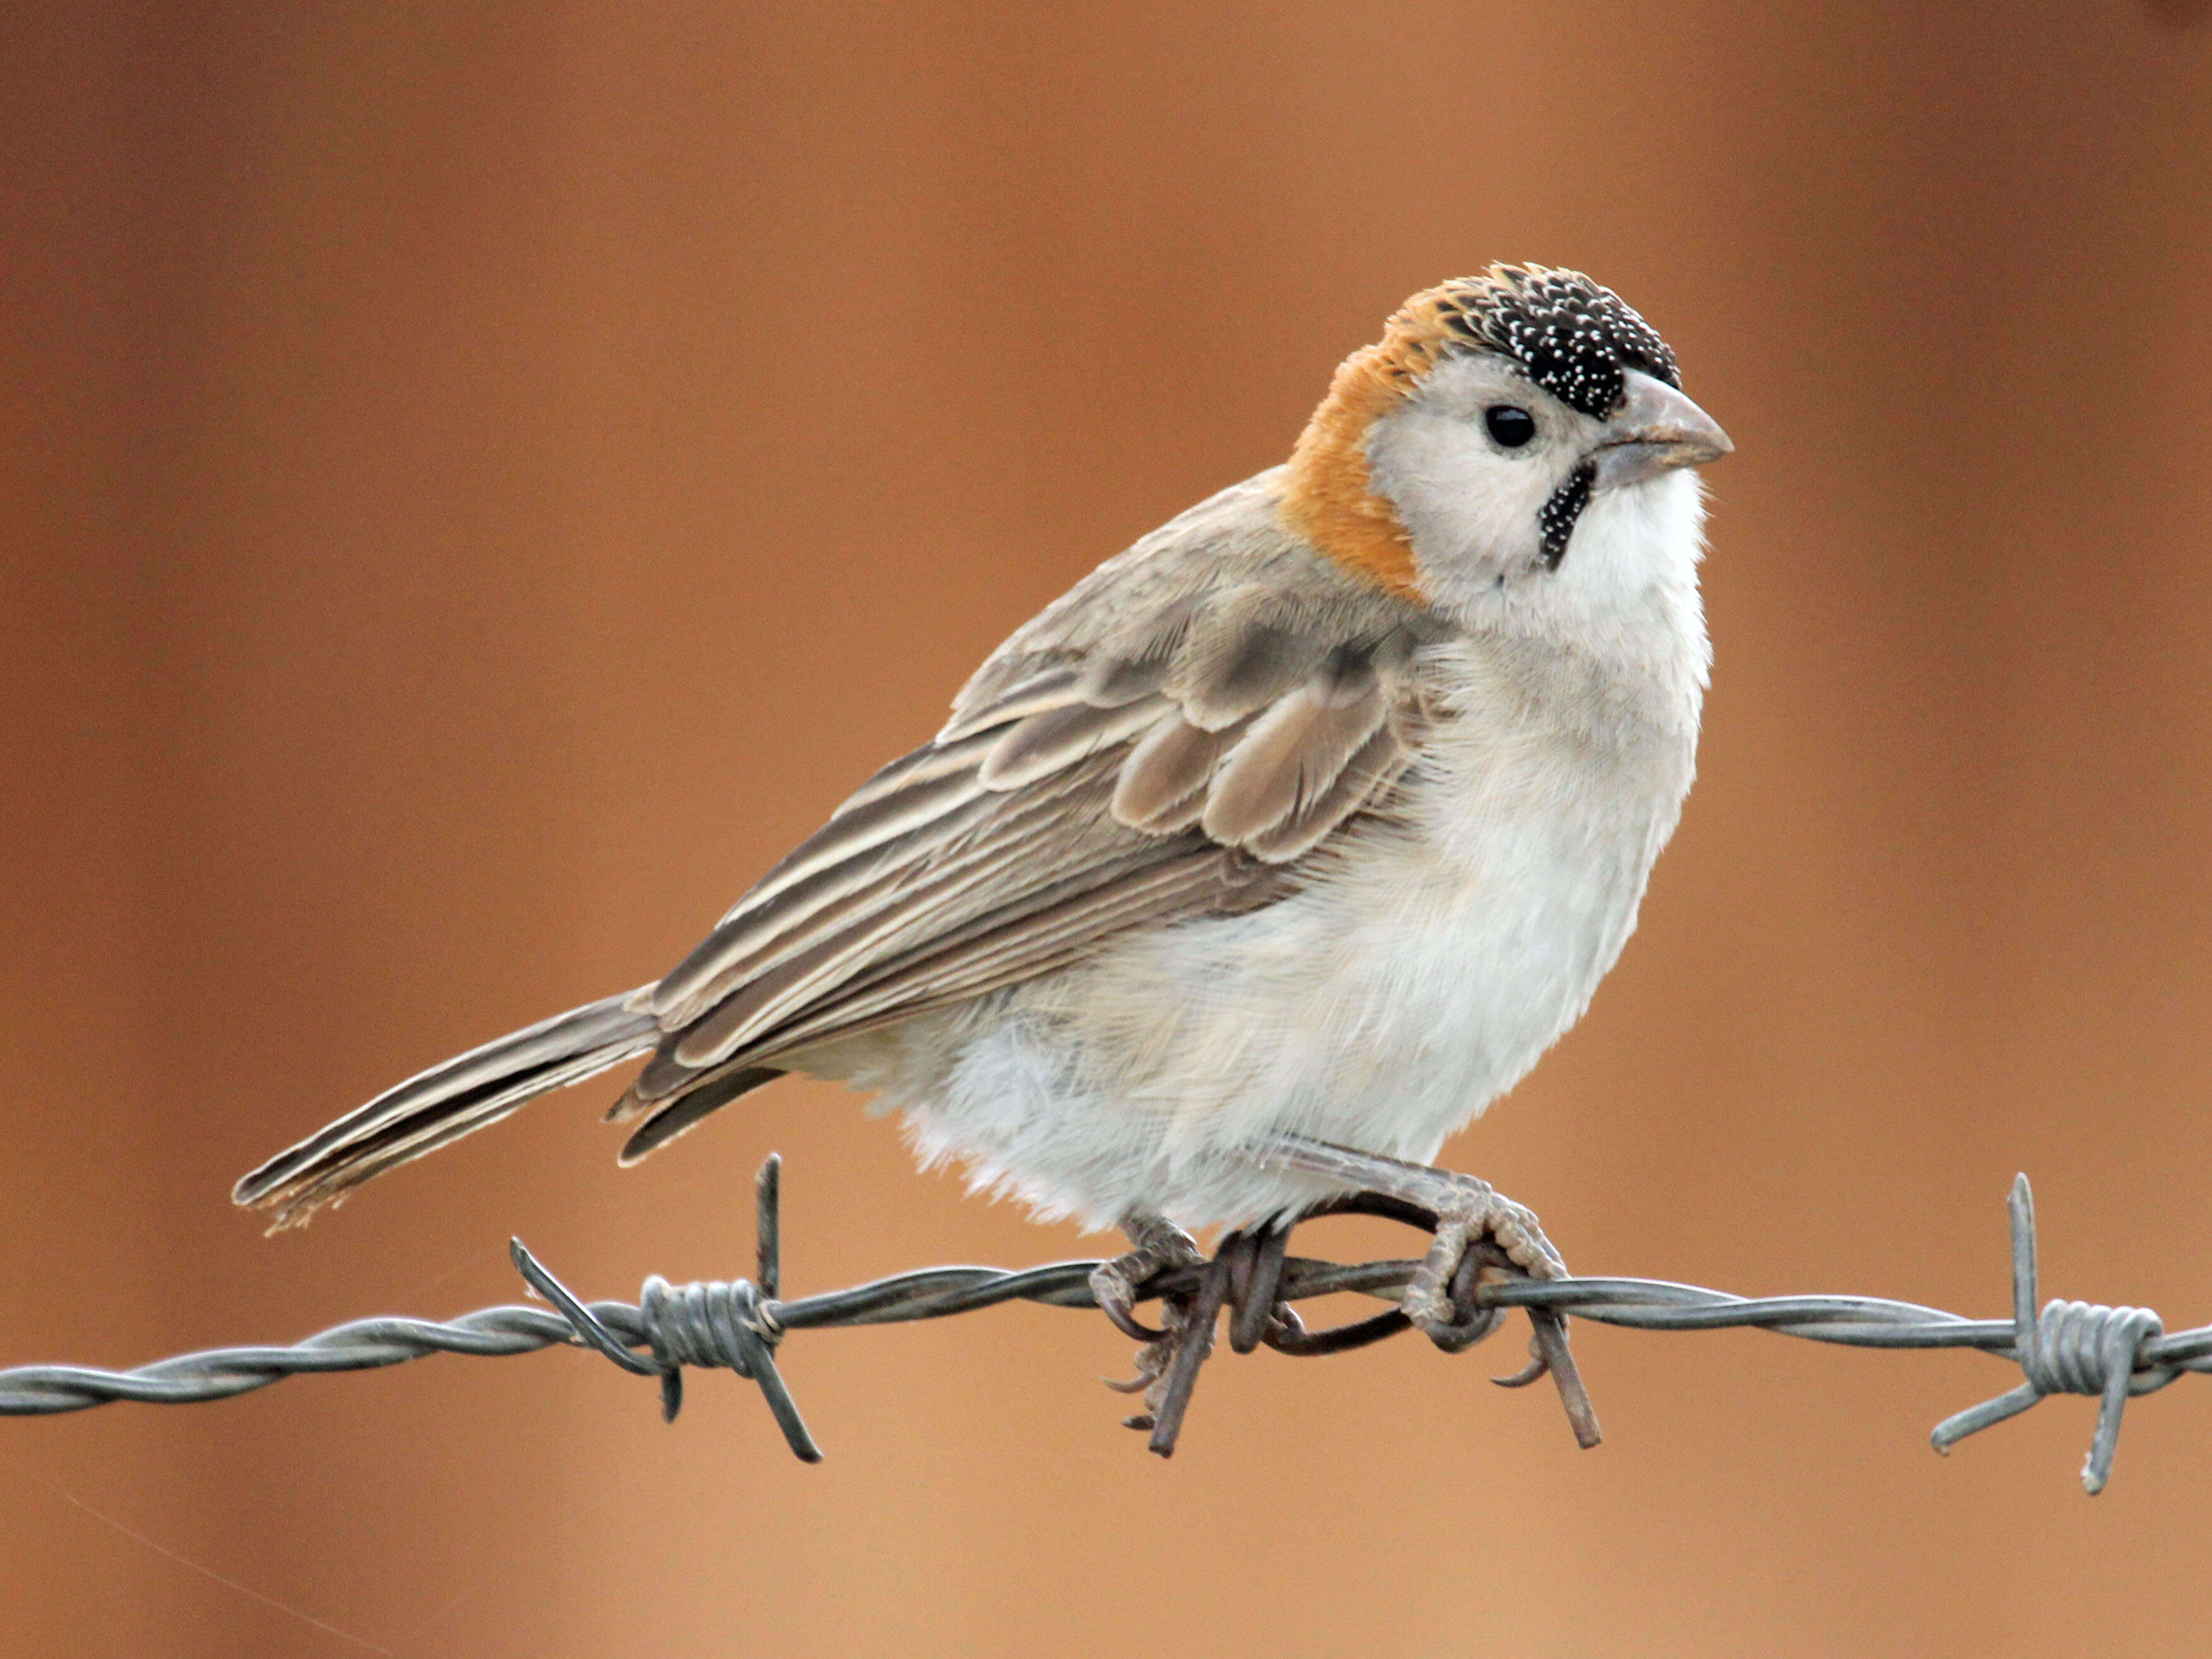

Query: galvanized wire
[{"left": 1, "top": 1163, "right": 2201, "bottom": 1493}]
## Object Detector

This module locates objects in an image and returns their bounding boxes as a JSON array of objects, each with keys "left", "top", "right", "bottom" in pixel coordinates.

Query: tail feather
[
  {"left": 233, "top": 986, "right": 660, "bottom": 1230},
  {"left": 616, "top": 1065, "right": 782, "bottom": 1165}
]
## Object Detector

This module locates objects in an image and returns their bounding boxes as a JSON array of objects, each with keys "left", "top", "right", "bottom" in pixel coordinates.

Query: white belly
[{"left": 834, "top": 653, "right": 1697, "bottom": 1233}]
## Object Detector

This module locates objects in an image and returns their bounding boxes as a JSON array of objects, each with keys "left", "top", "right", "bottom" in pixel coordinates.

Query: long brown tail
[{"left": 233, "top": 986, "right": 660, "bottom": 1230}]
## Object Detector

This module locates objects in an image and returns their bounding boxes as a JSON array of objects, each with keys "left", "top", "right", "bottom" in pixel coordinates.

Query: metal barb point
[
  {"left": 509, "top": 1238, "right": 658, "bottom": 1378},
  {"left": 755, "top": 1153, "right": 782, "bottom": 1303},
  {"left": 1928, "top": 1175, "right": 2165, "bottom": 1494}
]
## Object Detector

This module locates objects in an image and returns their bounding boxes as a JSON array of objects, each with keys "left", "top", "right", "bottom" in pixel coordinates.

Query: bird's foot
[
  {"left": 1259, "top": 1136, "right": 1563, "bottom": 1341},
  {"left": 1402, "top": 1177, "right": 1563, "bottom": 1350},
  {"left": 1097, "top": 1220, "right": 1304, "bottom": 1457},
  {"left": 1257, "top": 1134, "right": 1598, "bottom": 1446},
  {"left": 1088, "top": 1213, "right": 1205, "bottom": 1343}
]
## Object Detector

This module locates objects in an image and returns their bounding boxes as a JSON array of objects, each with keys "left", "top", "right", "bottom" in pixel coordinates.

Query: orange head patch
[{"left": 1282, "top": 265, "right": 1679, "bottom": 598}]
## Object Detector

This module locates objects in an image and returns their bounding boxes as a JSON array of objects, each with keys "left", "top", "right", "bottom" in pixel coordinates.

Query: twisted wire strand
[{"left": 1, "top": 1166, "right": 2203, "bottom": 1491}]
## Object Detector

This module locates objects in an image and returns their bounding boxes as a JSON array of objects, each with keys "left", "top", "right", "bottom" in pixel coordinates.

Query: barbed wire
[{"left": 3, "top": 1159, "right": 2204, "bottom": 1492}]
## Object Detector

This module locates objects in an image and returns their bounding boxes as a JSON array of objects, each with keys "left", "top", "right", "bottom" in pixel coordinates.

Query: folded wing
[{"left": 619, "top": 470, "right": 1440, "bottom": 1156}]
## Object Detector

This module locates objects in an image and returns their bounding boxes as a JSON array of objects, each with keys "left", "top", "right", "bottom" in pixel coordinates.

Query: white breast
[{"left": 859, "top": 643, "right": 1696, "bottom": 1233}]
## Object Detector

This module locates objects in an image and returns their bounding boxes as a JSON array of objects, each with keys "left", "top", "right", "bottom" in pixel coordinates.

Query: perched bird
[{"left": 235, "top": 264, "right": 1730, "bottom": 1342}]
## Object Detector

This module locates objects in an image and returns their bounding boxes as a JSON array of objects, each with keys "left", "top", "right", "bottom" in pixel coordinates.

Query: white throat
[{"left": 1412, "top": 467, "right": 1713, "bottom": 737}]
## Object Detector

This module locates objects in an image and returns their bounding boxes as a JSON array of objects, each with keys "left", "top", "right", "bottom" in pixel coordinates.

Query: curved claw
[
  {"left": 1099, "top": 1371, "right": 1153, "bottom": 1394},
  {"left": 1088, "top": 1263, "right": 1173, "bottom": 1343},
  {"left": 1491, "top": 1351, "right": 1549, "bottom": 1389},
  {"left": 1100, "top": 1293, "right": 1172, "bottom": 1344}
]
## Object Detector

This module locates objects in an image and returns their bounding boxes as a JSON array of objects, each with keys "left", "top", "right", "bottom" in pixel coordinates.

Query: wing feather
[
  {"left": 1112, "top": 713, "right": 1250, "bottom": 830},
  {"left": 979, "top": 694, "right": 1172, "bottom": 790},
  {"left": 705, "top": 755, "right": 996, "bottom": 930},
  {"left": 1244, "top": 719, "right": 1414, "bottom": 862},
  {"left": 935, "top": 665, "right": 1084, "bottom": 743},
  {"left": 1201, "top": 669, "right": 1388, "bottom": 854},
  {"left": 732, "top": 849, "right": 1263, "bottom": 1062},
  {"left": 655, "top": 752, "right": 1143, "bottom": 1067}
]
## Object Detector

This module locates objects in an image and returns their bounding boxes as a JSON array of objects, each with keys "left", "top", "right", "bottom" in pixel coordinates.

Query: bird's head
[{"left": 1283, "top": 265, "right": 1730, "bottom": 620}]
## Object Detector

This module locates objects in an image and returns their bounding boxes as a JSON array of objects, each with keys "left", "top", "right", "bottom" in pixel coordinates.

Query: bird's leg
[
  {"left": 1088, "top": 1211, "right": 1205, "bottom": 1344},
  {"left": 1255, "top": 1135, "right": 1567, "bottom": 1343}
]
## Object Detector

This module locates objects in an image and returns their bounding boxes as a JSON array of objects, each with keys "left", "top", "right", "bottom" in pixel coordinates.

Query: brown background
[{"left": 5, "top": 4, "right": 2212, "bottom": 1655}]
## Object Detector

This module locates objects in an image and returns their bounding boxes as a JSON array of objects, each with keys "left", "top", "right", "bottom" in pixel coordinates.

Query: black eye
[{"left": 1484, "top": 405, "right": 1537, "bottom": 449}]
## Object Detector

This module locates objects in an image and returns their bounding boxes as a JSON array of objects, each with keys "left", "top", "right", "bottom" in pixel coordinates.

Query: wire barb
[
  {"left": 1927, "top": 1173, "right": 2175, "bottom": 1493},
  {"left": 511, "top": 1161, "right": 819, "bottom": 1460},
  {"left": 3, "top": 1167, "right": 2206, "bottom": 1491}
]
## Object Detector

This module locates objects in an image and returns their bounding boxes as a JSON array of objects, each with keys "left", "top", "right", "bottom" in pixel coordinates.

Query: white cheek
[{"left": 1364, "top": 410, "right": 1551, "bottom": 573}]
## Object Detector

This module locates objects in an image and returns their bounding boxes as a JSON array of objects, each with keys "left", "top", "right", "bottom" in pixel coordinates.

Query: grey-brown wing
[{"left": 615, "top": 470, "right": 1441, "bottom": 1156}]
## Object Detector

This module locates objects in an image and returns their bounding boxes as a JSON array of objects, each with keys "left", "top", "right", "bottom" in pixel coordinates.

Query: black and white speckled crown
[{"left": 1431, "top": 265, "right": 1680, "bottom": 419}]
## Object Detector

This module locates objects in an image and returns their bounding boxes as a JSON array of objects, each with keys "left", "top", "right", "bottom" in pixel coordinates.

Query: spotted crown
[{"left": 1428, "top": 265, "right": 1680, "bottom": 418}]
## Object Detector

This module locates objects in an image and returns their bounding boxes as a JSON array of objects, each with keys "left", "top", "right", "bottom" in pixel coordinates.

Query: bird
[{"left": 234, "top": 263, "right": 1731, "bottom": 1348}]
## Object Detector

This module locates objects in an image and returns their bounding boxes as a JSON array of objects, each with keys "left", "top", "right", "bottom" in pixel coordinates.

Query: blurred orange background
[{"left": 6, "top": 4, "right": 2212, "bottom": 1655}]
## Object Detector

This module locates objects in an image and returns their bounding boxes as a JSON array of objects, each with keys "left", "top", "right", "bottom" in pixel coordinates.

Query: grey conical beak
[{"left": 1591, "top": 368, "right": 1733, "bottom": 491}]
